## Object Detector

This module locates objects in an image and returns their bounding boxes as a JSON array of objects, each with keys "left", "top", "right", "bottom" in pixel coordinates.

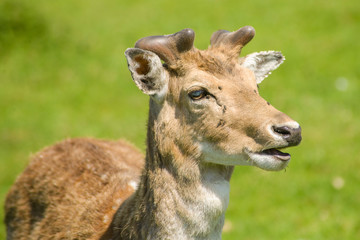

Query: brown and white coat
[{"left": 5, "top": 26, "right": 301, "bottom": 240}]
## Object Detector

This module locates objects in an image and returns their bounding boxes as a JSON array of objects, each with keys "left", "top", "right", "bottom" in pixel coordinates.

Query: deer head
[{"left": 125, "top": 26, "right": 301, "bottom": 171}]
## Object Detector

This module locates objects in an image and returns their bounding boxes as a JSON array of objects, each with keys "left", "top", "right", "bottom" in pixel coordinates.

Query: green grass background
[{"left": 1, "top": 0, "right": 359, "bottom": 239}]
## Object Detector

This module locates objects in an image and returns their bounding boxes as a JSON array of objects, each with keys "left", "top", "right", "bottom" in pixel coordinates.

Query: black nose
[{"left": 273, "top": 125, "right": 302, "bottom": 146}]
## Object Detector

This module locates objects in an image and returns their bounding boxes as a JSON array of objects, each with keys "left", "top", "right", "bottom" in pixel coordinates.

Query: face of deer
[{"left": 125, "top": 27, "right": 301, "bottom": 171}]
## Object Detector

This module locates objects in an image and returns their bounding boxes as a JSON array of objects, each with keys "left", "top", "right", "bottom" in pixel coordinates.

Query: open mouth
[
  {"left": 258, "top": 148, "right": 291, "bottom": 161},
  {"left": 245, "top": 147, "right": 291, "bottom": 171}
]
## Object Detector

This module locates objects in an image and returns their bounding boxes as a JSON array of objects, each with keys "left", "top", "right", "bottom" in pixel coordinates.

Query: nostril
[
  {"left": 273, "top": 126, "right": 291, "bottom": 137},
  {"left": 272, "top": 125, "right": 302, "bottom": 146}
]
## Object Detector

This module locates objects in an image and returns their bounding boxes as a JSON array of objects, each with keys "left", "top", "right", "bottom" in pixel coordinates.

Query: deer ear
[
  {"left": 240, "top": 51, "right": 285, "bottom": 84},
  {"left": 125, "top": 48, "right": 168, "bottom": 97}
]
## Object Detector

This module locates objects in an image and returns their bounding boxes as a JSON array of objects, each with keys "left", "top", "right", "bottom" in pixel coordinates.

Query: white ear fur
[
  {"left": 125, "top": 48, "right": 168, "bottom": 99},
  {"left": 241, "top": 51, "right": 285, "bottom": 84}
]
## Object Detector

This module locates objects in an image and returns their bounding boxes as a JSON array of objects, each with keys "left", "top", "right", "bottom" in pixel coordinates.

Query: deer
[{"left": 4, "top": 26, "right": 302, "bottom": 240}]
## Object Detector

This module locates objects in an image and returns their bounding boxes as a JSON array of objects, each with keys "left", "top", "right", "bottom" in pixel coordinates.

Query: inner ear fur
[
  {"left": 240, "top": 51, "right": 285, "bottom": 84},
  {"left": 125, "top": 48, "right": 168, "bottom": 97}
]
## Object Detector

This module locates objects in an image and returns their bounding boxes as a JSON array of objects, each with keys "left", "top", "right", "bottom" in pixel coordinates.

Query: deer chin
[
  {"left": 245, "top": 148, "right": 290, "bottom": 171},
  {"left": 199, "top": 142, "right": 252, "bottom": 166},
  {"left": 200, "top": 142, "right": 291, "bottom": 171}
]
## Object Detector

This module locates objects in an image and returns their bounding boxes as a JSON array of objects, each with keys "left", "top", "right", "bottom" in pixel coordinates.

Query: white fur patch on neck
[
  {"left": 241, "top": 51, "right": 285, "bottom": 84},
  {"left": 171, "top": 170, "right": 230, "bottom": 240}
]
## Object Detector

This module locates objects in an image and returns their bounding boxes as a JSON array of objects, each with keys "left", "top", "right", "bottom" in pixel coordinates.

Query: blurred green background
[{"left": 1, "top": 0, "right": 359, "bottom": 239}]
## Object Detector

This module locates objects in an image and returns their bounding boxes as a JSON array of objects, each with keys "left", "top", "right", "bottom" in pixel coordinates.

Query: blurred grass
[{"left": 1, "top": 0, "right": 359, "bottom": 239}]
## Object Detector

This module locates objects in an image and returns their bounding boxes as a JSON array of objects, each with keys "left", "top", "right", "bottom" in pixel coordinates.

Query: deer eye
[{"left": 189, "top": 89, "right": 207, "bottom": 100}]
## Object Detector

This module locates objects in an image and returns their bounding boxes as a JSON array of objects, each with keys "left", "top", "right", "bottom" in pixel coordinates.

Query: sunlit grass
[{"left": 1, "top": 0, "right": 359, "bottom": 239}]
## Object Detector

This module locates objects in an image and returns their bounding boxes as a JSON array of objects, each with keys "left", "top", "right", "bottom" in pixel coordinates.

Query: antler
[
  {"left": 135, "top": 28, "right": 195, "bottom": 64},
  {"left": 210, "top": 26, "right": 255, "bottom": 55}
]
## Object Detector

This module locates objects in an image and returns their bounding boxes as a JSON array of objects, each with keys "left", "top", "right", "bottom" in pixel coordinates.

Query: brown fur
[
  {"left": 5, "top": 28, "right": 301, "bottom": 240},
  {"left": 5, "top": 138, "right": 143, "bottom": 239}
]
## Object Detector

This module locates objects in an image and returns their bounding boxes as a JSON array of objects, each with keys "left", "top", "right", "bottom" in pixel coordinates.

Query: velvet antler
[
  {"left": 135, "top": 29, "right": 195, "bottom": 65},
  {"left": 210, "top": 26, "right": 255, "bottom": 56}
]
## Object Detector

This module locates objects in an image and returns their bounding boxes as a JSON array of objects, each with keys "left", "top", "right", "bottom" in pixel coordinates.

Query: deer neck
[{"left": 114, "top": 100, "right": 234, "bottom": 239}]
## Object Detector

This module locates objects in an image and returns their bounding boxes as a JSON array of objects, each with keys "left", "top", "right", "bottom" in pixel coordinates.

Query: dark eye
[{"left": 189, "top": 89, "right": 207, "bottom": 100}]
